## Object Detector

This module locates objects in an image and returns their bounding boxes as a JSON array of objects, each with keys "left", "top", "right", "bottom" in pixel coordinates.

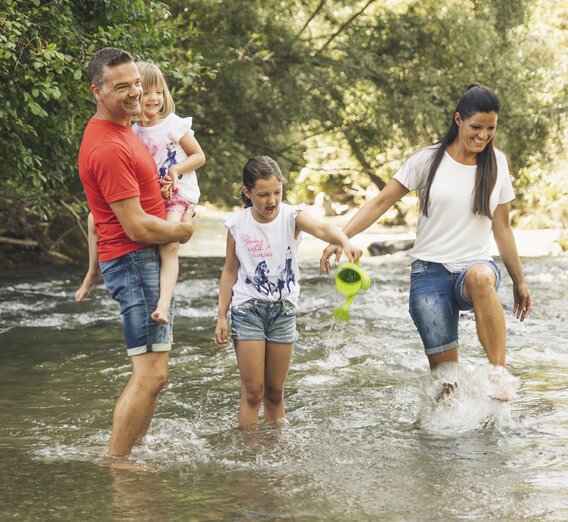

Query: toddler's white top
[{"left": 133, "top": 113, "right": 200, "bottom": 204}]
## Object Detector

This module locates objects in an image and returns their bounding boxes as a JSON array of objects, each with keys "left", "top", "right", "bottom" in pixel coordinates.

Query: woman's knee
[{"left": 465, "top": 266, "right": 496, "bottom": 297}]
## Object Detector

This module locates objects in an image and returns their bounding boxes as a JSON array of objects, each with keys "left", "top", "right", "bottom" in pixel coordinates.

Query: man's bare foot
[
  {"left": 75, "top": 272, "right": 99, "bottom": 302},
  {"left": 98, "top": 456, "right": 154, "bottom": 472},
  {"left": 151, "top": 304, "right": 170, "bottom": 324}
]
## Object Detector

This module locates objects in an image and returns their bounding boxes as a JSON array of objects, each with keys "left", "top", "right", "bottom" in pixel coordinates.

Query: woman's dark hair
[
  {"left": 241, "top": 156, "right": 286, "bottom": 208},
  {"left": 420, "top": 83, "right": 500, "bottom": 218}
]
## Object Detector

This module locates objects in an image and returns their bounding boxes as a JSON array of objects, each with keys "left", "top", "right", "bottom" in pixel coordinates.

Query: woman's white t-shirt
[
  {"left": 133, "top": 113, "right": 200, "bottom": 204},
  {"left": 394, "top": 145, "right": 515, "bottom": 272},
  {"left": 226, "top": 203, "right": 305, "bottom": 307}
]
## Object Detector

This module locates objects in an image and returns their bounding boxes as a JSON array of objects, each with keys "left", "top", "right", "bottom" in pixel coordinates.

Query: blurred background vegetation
[{"left": 0, "top": 0, "right": 566, "bottom": 264}]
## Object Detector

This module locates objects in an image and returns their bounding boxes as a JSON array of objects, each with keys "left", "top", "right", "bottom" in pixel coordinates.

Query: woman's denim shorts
[
  {"left": 100, "top": 247, "right": 174, "bottom": 357},
  {"left": 231, "top": 299, "right": 297, "bottom": 344},
  {"left": 409, "top": 259, "right": 501, "bottom": 356}
]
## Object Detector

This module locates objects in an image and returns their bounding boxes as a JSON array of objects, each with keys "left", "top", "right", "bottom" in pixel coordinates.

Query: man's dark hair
[{"left": 87, "top": 47, "right": 134, "bottom": 87}]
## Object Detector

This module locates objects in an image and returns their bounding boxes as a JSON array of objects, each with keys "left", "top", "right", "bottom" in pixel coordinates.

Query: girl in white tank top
[{"left": 214, "top": 156, "right": 362, "bottom": 427}]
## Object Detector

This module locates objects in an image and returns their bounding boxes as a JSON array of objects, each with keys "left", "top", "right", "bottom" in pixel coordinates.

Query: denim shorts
[
  {"left": 100, "top": 247, "right": 174, "bottom": 357},
  {"left": 408, "top": 259, "right": 501, "bottom": 356},
  {"left": 231, "top": 299, "right": 297, "bottom": 344}
]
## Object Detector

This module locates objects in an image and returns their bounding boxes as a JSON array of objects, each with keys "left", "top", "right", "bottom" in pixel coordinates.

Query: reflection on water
[{"left": 1, "top": 255, "right": 567, "bottom": 520}]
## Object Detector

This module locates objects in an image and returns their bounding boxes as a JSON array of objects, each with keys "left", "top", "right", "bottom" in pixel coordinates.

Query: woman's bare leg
[{"left": 463, "top": 264, "right": 506, "bottom": 366}]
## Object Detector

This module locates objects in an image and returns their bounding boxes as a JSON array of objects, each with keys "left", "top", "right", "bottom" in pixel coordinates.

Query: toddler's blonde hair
[{"left": 136, "top": 61, "right": 175, "bottom": 118}]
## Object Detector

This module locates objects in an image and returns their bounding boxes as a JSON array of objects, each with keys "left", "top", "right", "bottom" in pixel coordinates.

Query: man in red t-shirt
[{"left": 78, "top": 47, "right": 193, "bottom": 458}]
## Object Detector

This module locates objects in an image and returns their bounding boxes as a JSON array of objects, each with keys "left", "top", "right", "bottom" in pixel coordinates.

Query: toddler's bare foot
[
  {"left": 75, "top": 272, "right": 99, "bottom": 302},
  {"left": 151, "top": 304, "right": 170, "bottom": 324}
]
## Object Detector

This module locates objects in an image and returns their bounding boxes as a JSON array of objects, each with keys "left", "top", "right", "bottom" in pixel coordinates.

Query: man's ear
[{"left": 90, "top": 84, "right": 101, "bottom": 101}]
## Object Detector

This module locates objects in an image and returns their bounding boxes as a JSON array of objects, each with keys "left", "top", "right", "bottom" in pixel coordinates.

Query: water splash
[
  {"left": 316, "top": 320, "right": 346, "bottom": 359},
  {"left": 328, "top": 320, "right": 345, "bottom": 334},
  {"left": 417, "top": 362, "right": 521, "bottom": 436}
]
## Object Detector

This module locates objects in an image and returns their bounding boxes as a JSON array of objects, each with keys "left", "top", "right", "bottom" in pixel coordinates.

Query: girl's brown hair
[{"left": 241, "top": 156, "right": 286, "bottom": 208}]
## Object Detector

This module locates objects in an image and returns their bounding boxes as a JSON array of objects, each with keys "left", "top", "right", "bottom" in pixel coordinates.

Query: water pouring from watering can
[{"left": 333, "top": 263, "right": 371, "bottom": 321}]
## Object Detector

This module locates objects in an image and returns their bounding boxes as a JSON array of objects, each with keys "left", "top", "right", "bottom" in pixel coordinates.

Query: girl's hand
[
  {"left": 160, "top": 174, "right": 174, "bottom": 199},
  {"left": 343, "top": 241, "right": 363, "bottom": 264},
  {"left": 320, "top": 244, "right": 343, "bottom": 275},
  {"left": 214, "top": 318, "right": 230, "bottom": 348}
]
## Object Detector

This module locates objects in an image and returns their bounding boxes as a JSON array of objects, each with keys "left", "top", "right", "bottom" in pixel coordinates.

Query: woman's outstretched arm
[{"left": 320, "top": 178, "right": 409, "bottom": 272}]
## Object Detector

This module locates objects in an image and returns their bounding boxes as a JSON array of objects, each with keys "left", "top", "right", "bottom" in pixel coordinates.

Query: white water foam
[{"left": 417, "top": 362, "right": 521, "bottom": 436}]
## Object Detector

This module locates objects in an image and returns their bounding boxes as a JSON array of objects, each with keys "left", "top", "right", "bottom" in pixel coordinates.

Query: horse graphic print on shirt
[
  {"left": 226, "top": 202, "right": 304, "bottom": 307},
  {"left": 245, "top": 246, "right": 296, "bottom": 299},
  {"left": 158, "top": 144, "right": 178, "bottom": 180}
]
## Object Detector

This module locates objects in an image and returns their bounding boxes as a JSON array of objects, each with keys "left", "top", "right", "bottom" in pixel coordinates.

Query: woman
[{"left": 321, "top": 84, "right": 531, "bottom": 392}]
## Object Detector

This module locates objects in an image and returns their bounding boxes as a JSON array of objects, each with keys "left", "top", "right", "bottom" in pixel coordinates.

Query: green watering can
[{"left": 333, "top": 263, "right": 371, "bottom": 322}]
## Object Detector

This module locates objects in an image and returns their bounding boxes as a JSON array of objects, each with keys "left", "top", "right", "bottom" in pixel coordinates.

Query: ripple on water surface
[{"left": 1, "top": 256, "right": 568, "bottom": 520}]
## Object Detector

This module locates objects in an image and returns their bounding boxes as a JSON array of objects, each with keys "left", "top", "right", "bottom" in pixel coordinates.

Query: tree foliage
[
  {"left": 170, "top": 0, "right": 566, "bottom": 215},
  {"left": 0, "top": 0, "right": 565, "bottom": 264},
  {"left": 0, "top": 0, "right": 203, "bottom": 261}
]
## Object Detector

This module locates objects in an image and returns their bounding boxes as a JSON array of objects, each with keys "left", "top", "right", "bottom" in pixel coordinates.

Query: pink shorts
[{"left": 165, "top": 189, "right": 194, "bottom": 215}]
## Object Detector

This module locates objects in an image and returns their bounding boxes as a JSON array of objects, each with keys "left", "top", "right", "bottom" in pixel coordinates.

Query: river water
[{"left": 1, "top": 246, "right": 567, "bottom": 520}]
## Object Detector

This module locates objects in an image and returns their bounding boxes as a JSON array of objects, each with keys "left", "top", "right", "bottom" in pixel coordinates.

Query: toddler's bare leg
[
  {"left": 151, "top": 208, "right": 193, "bottom": 324},
  {"left": 76, "top": 213, "right": 100, "bottom": 302}
]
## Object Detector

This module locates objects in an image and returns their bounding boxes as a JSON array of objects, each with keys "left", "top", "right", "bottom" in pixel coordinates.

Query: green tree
[
  {"left": 165, "top": 0, "right": 565, "bottom": 222},
  {"left": 1, "top": 0, "right": 565, "bottom": 265},
  {"left": 286, "top": 0, "right": 566, "bottom": 218},
  {"left": 0, "top": 0, "right": 203, "bottom": 262}
]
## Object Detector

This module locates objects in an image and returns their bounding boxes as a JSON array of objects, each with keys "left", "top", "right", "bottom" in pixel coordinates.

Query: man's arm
[{"left": 110, "top": 196, "right": 193, "bottom": 244}]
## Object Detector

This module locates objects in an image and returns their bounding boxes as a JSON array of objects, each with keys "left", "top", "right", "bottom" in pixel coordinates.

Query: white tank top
[{"left": 225, "top": 203, "right": 305, "bottom": 307}]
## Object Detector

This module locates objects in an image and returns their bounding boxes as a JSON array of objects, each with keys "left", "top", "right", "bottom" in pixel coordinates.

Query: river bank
[
  {"left": 0, "top": 204, "right": 563, "bottom": 273},
  {"left": 183, "top": 204, "right": 565, "bottom": 260}
]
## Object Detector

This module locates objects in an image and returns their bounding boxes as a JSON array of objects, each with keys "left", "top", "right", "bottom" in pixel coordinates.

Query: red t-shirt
[{"left": 78, "top": 118, "right": 166, "bottom": 262}]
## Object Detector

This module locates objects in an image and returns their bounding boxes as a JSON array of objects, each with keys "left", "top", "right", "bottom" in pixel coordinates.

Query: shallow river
[{"left": 1, "top": 252, "right": 567, "bottom": 521}]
